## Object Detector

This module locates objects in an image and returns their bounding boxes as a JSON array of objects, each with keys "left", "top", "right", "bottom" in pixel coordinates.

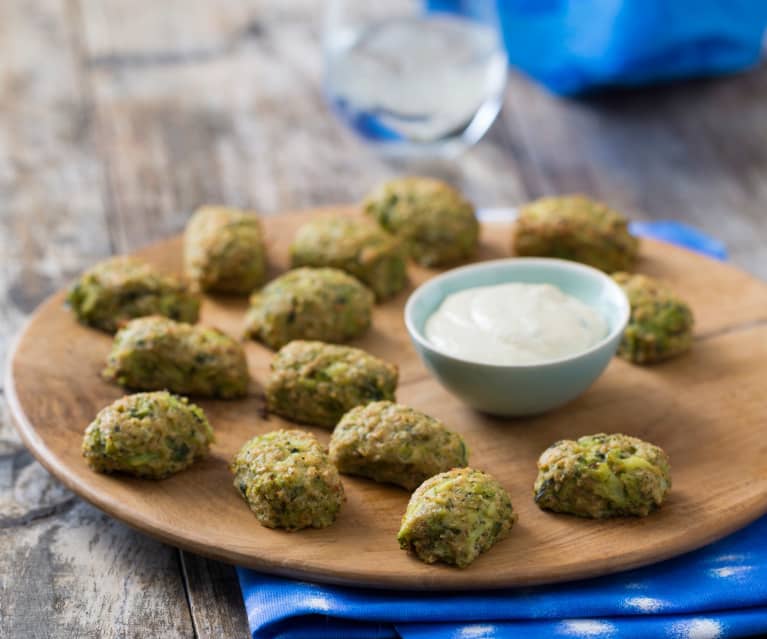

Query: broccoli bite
[
  {"left": 534, "top": 433, "right": 671, "bottom": 518},
  {"left": 513, "top": 195, "right": 639, "bottom": 273},
  {"left": 364, "top": 177, "right": 479, "bottom": 267}
]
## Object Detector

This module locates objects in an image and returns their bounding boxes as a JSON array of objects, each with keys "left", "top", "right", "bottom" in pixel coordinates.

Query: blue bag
[{"left": 429, "top": 0, "right": 767, "bottom": 94}]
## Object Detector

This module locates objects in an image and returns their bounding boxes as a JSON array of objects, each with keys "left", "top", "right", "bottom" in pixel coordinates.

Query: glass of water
[{"left": 323, "top": 0, "right": 507, "bottom": 159}]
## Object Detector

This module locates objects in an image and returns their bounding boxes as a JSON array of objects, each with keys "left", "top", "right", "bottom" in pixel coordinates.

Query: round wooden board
[{"left": 8, "top": 207, "right": 767, "bottom": 590}]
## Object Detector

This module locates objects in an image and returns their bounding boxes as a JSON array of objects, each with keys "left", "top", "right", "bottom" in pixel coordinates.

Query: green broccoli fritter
[
  {"left": 184, "top": 205, "right": 267, "bottom": 295},
  {"left": 244, "top": 268, "right": 374, "bottom": 350},
  {"left": 364, "top": 177, "right": 479, "bottom": 267},
  {"left": 265, "top": 340, "right": 398, "bottom": 428},
  {"left": 533, "top": 433, "right": 671, "bottom": 518},
  {"left": 290, "top": 216, "right": 407, "bottom": 300},
  {"left": 230, "top": 429, "right": 345, "bottom": 531},
  {"left": 67, "top": 256, "right": 200, "bottom": 333},
  {"left": 329, "top": 401, "right": 468, "bottom": 490},
  {"left": 82, "top": 391, "right": 214, "bottom": 479},
  {"left": 103, "top": 316, "right": 249, "bottom": 398},
  {"left": 397, "top": 468, "right": 516, "bottom": 568},
  {"left": 613, "top": 272, "right": 694, "bottom": 364},
  {"left": 512, "top": 195, "right": 639, "bottom": 273}
]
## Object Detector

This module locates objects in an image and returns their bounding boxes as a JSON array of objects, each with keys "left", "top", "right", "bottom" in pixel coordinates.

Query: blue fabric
[
  {"left": 427, "top": 0, "right": 767, "bottom": 95},
  {"left": 238, "top": 222, "right": 756, "bottom": 639},
  {"left": 238, "top": 518, "right": 767, "bottom": 638},
  {"left": 629, "top": 220, "right": 728, "bottom": 261}
]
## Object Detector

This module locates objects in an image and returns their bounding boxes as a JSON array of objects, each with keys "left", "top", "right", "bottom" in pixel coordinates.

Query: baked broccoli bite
[
  {"left": 82, "top": 391, "right": 213, "bottom": 479},
  {"left": 534, "top": 433, "right": 671, "bottom": 518},
  {"left": 244, "top": 267, "right": 374, "bottom": 350},
  {"left": 363, "top": 177, "right": 479, "bottom": 267},
  {"left": 184, "top": 205, "right": 267, "bottom": 295},
  {"left": 67, "top": 256, "right": 200, "bottom": 333},
  {"left": 103, "top": 316, "right": 249, "bottom": 399},
  {"left": 266, "top": 341, "right": 398, "bottom": 429},
  {"left": 329, "top": 401, "right": 468, "bottom": 490},
  {"left": 512, "top": 195, "right": 639, "bottom": 273},
  {"left": 613, "top": 272, "right": 694, "bottom": 364},
  {"left": 398, "top": 468, "right": 516, "bottom": 568},
  {"left": 230, "top": 429, "right": 344, "bottom": 531},
  {"left": 290, "top": 216, "right": 407, "bottom": 300}
]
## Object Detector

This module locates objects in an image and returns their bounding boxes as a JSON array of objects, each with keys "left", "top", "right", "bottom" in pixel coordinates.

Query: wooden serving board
[{"left": 7, "top": 207, "right": 767, "bottom": 590}]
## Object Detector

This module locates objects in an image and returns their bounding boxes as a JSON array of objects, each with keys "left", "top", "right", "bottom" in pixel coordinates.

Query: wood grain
[
  {"left": 501, "top": 70, "right": 767, "bottom": 279},
  {"left": 4, "top": 0, "right": 767, "bottom": 633},
  {"left": 180, "top": 553, "right": 250, "bottom": 639},
  {"left": 72, "top": 0, "right": 528, "bottom": 618},
  {"left": 0, "top": 1, "right": 197, "bottom": 636},
  {"left": 8, "top": 209, "right": 767, "bottom": 591}
]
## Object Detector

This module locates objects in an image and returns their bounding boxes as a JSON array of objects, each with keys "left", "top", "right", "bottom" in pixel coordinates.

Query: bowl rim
[{"left": 404, "top": 257, "right": 631, "bottom": 370}]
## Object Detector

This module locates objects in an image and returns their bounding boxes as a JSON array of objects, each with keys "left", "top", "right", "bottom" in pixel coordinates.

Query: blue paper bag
[{"left": 430, "top": 0, "right": 767, "bottom": 94}]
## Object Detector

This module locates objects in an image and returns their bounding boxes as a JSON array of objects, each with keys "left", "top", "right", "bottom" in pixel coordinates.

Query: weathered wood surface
[
  {"left": 0, "top": 1, "right": 198, "bottom": 638},
  {"left": 2, "top": 0, "right": 767, "bottom": 636}
]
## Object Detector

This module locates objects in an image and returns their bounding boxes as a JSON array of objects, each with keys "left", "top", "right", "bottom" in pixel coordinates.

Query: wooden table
[{"left": 2, "top": 2, "right": 767, "bottom": 637}]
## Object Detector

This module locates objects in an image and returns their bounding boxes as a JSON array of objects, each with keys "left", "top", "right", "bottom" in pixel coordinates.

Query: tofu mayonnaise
[{"left": 425, "top": 283, "right": 607, "bottom": 365}]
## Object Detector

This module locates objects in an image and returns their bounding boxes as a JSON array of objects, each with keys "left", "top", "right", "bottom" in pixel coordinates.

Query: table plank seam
[
  {"left": 179, "top": 549, "right": 203, "bottom": 639},
  {"left": 695, "top": 316, "right": 767, "bottom": 342}
]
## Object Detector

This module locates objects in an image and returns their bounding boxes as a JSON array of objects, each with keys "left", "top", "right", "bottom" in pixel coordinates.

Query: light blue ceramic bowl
[{"left": 404, "top": 258, "right": 630, "bottom": 417}]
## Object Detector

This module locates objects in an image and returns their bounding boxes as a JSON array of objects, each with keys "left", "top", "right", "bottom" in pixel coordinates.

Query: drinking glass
[{"left": 323, "top": 0, "right": 507, "bottom": 159}]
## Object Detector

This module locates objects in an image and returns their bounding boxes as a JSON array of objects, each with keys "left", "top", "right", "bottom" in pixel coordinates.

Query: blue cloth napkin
[
  {"left": 237, "top": 221, "right": 766, "bottom": 639},
  {"left": 428, "top": 0, "right": 767, "bottom": 95},
  {"left": 238, "top": 517, "right": 767, "bottom": 639},
  {"left": 629, "top": 220, "right": 728, "bottom": 261}
]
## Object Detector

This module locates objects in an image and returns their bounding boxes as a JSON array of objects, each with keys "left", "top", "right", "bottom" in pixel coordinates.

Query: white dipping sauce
[{"left": 425, "top": 283, "right": 608, "bottom": 365}]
